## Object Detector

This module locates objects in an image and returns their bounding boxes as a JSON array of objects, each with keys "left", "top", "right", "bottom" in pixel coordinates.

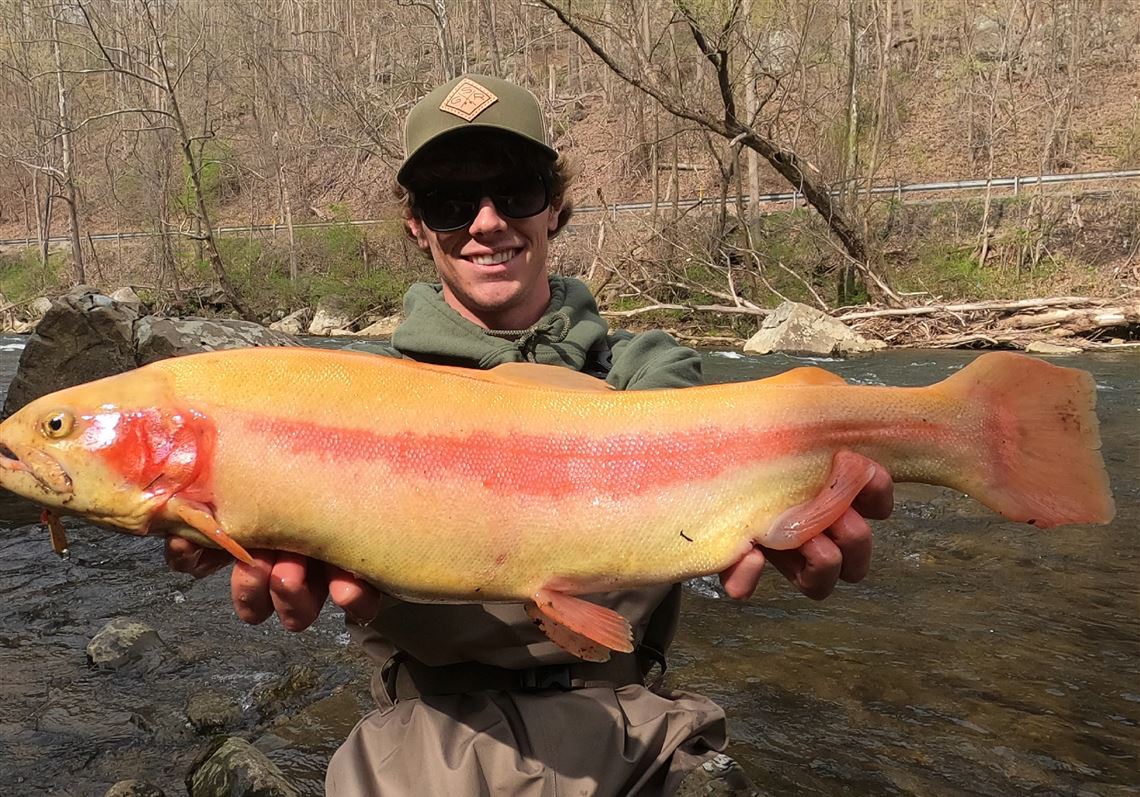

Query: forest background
[{"left": 0, "top": 0, "right": 1137, "bottom": 346}]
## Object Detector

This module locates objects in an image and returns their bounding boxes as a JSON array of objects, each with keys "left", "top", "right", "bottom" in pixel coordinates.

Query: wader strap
[{"left": 382, "top": 650, "right": 650, "bottom": 700}]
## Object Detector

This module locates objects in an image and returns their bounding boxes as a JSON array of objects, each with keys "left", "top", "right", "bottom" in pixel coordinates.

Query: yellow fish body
[{"left": 0, "top": 349, "right": 1114, "bottom": 660}]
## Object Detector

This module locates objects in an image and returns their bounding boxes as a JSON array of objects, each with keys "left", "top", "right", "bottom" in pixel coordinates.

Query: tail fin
[{"left": 937, "top": 352, "right": 1114, "bottom": 528}]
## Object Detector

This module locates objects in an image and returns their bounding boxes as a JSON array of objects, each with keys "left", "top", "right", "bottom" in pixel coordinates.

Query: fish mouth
[{"left": 0, "top": 441, "right": 74, "bottom": 496}]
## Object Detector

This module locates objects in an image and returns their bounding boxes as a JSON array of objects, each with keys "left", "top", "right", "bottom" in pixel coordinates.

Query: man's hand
[
  {"left": 165, "top": 537, "right": 386, "bottom": 632},
  {"left": 719, "top": 462, "right": 893, "bottom": 601}
]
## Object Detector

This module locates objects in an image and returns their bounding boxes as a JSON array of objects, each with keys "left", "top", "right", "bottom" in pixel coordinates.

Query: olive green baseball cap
[{"left": 397, "top": 74, "right": 557, "bottom": 186}]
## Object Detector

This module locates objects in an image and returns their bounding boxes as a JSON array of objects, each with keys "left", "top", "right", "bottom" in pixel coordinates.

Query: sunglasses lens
[
  {"left": 490, "top": 173, "right": 548, "bottom": 220},
  {"left": 417, "top": 172, "right": 549, "bottom": 231},
  {"left": 418, "top": 190, "right": 478, "bottom": 232}
]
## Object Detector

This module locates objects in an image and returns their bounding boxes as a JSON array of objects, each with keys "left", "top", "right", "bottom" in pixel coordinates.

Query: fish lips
[{"left": 0, "top": 443, "right": 74, "bottom": 496}]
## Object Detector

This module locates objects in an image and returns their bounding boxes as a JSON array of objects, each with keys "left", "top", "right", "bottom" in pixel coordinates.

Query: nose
[{"left": 468, "top": 197, "right": 507, "bottom": 234}]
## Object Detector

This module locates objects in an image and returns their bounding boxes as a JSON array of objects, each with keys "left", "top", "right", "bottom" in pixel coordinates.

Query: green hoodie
[{"left": 390, "top": 276, "right": 702, "bottom": 390}]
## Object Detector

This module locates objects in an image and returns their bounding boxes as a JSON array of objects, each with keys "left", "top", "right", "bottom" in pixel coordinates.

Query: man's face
[{"left": 406, "top": 147, "right": 560, "bottom": 331}]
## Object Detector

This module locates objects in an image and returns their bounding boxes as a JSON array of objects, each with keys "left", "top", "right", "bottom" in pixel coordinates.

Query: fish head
[{"left": 0, "top": 368, "right": 211, "bottom": 533}]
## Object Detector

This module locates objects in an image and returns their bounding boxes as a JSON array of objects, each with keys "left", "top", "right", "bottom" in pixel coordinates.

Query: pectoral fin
[
  {"left": 525, "top": 588, "right": 634, "bottom": 663},
  {"left": 42, "top": 509, "right": 69, "bottom": 558},
  {"left": 761, "top": 449, "right": 877, "bottom": 549},
  {"left": 167, "top": 496, "right": 254, "bottom": 566}
]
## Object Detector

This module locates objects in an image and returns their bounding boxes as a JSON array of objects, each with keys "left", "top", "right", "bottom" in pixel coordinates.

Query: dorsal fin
[
  {"left": 486, "top": 362, "right": 613, "bottom": 392},
  {"left": 760, "top": 366, "right": 847, "bottom": 387}
]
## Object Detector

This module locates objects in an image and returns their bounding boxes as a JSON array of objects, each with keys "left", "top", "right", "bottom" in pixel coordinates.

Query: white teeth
[{"left": 470, "top": 250, "right": 516, "bottom": 266}]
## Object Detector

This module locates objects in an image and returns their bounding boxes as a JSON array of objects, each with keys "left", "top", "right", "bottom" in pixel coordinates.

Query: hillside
[{"left": 0, "top": 0, "right": 1136, "bottom": 341}]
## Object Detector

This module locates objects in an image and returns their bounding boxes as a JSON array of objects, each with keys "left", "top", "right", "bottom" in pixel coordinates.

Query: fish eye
[{"left": 41, "top": 411, "right": 74, "bottom": 438}]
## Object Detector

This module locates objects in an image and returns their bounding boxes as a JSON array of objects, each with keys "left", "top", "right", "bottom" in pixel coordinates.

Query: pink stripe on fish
[{"left": 245, "top": 415, "right": 951, "bottom": 498}]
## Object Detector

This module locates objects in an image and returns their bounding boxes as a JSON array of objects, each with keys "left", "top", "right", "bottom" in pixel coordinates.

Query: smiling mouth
[{"left": 469, "top": 249, "right": 519, "bottom": 266}]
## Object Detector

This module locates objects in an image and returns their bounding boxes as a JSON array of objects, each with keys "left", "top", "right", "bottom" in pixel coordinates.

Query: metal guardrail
[{"left": 1, "top": 168, "right": 1137, "bottom": 248}]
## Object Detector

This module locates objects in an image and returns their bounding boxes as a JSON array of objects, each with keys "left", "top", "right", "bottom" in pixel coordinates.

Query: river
[{"left": 0, "top": 341, "right": 1135, "bottom": 796}]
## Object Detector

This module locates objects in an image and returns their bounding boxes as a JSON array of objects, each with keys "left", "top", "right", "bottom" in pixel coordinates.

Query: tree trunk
[{"left": 51, "top": 9, "right": 85, "bottom": 284}]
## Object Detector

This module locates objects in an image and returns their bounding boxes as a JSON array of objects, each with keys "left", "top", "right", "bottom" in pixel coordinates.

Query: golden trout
[{"left": 0, "top": 348, "right": 1114, "bottom": 660}]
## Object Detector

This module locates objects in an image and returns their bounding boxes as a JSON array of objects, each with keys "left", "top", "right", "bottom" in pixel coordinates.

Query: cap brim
[{"left": 397, "top": 126, "right": 558, "bottom": 186}]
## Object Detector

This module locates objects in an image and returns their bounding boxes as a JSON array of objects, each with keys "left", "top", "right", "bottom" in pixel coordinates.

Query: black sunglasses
[{"left": 413, "top": 172, "right": 550, "bottom": 232}]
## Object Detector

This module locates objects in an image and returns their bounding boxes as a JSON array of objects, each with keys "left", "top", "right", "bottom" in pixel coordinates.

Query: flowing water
[{"left": 0, "top": 341, "right": 1135, "bottom": 796}]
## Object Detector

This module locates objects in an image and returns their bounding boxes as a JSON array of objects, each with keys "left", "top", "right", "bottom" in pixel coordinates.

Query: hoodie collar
[{"left": 392, "top": 277, "right": 610, "bottom": 370}]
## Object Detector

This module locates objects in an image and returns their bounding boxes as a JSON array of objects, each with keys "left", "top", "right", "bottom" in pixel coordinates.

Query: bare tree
[
  {"left": 537, "top": 0, "right": 901, "bottom": 304},
  {"left": 72, "top": 0, "right": 247, "bottom": 315}
]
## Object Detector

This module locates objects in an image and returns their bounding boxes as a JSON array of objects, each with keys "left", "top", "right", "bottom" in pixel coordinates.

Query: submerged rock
[
  {"left": 187, "top": 690, "right": 242, "bottom": 735},
  {"left": 87, "top": 617, "right": 163, "bottom": 672},
  {"left": 187, "top": 737, "right": 300, "bottom": 797},
  {"left": 744, "top": 301, "right": 883, "bottom": 357},
  {"left": 103, "top": 780, "right": 166, "bottom": 797}
]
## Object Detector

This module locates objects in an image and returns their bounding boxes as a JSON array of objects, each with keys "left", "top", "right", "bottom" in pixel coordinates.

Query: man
[{"left": 168, "top": 74, "right": 892, "bottom": 795}]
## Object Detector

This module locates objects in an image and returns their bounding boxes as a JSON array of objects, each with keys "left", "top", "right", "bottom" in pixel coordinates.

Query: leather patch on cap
[{"left": 439, "top": 78, "right": 498, "bottom": 122}]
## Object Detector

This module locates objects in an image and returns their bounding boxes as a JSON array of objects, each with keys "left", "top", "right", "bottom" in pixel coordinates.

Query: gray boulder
[
  {"left": 87, "top": 617, "right": 163, "bottom": 672},
  {"left": 744, "top": 301, "right": 884, "bottom": 357},
  {"left": 187, "top": 737, "right": 300, "bottom": 797},
  {"left": 3, "top": 288, "right": 302, "bottom": 417},
  {"left": 135, "top": 316, "right": 299, "bottom": 365},
  {"left": 3, "top": 287, "right": 142, "bottom": 415}
]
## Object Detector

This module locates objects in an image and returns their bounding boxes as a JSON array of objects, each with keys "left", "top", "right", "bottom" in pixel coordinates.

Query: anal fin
[
  {"left": 525, "top": 588, "right": 634, "bottom": 663},
  {"left": 167, "top": 496, "right": 254, "bottom": 566}
]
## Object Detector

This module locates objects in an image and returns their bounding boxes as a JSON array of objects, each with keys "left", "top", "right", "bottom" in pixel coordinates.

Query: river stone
[
  {"left": 87, "top": 617, "right": 163, "bottom": 671},
  {"left": 267, "top": 307, "right": 311, "bottom": 336},
  {"left": 744, "top": 301, "right": 884, "bottom": 357},
  {"left": 2, "top": 287, "right": 141, "bottom": 416},
  {"left": 187, "top": 737, "right": 300, "bottom": 797},
  {"left": 109, "top": 286, "right": 145, "bottom": 310},
  {"left": 28, "top": 296, "right": 54, "bottom": 319},
  {"left": 354, "top": 313, "right": 401, "bottom": 337},
  {"left": 249, "top": 665, "right": 321, "bottom": 718},
  {"left": 135, "top": 316, "right": 301, "bottom": 365},
  {"left": 1025, "top": 340, "right": 1081, "bottom": 355},
  {"left": 187, "top": 690, "right": 242, "bottom": 735},
  {"left": 104, "top": 780, "right": 166, "bottom": 797},
  {"left": 676, "top": 753, "right": 759, "bottom": 796},
  {"left": 307, "top": 301, "right": 352, "bottom": 336}
]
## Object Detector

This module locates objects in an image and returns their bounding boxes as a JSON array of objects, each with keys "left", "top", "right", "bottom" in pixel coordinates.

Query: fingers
[
  {"left": 853, "top": 463, "right": 894, "bottom": 520},
  {"left": 764, "top": 506, "right": 874, "bottom": 600},
  {"left": 763, "top": 534, "right": 842, "bottom": 600},
  {"left": 718, "top": 548, "right": 767, "bottom": 600},
  {"left": 327, "top": 566, "right": 387, "bottom": 625},
  {"left": 828, "top": 507, "right": 873, "bottom": 583},
  {"left": 164, "top": 536, "right": 231, "bottom": 579},
  {"left": 231, "top": 551, "right": 329, "bottom": 632}
]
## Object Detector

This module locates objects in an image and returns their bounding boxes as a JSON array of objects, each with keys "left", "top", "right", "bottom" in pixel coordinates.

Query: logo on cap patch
[{"left": 439, "top": 78, "right": 498, "bottom": 122}]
